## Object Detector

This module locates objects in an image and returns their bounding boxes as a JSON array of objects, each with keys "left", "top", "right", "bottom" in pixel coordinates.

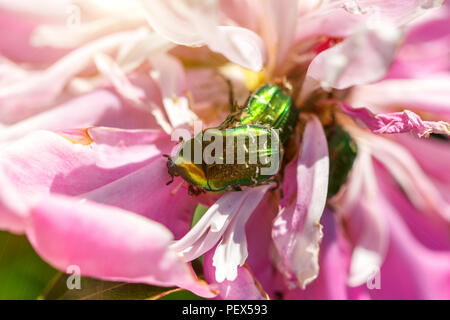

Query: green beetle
[
  {"left": 220, "top": 84, "right": 299, "bottom": 144},
  {"left": 326, "top": 125, "right": 358, "bottom": 198},
  {"left": 166, "top": 125, "right": 282, "bottom": 194}
]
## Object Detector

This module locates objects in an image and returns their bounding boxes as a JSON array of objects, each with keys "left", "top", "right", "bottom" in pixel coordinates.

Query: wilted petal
[
  {"left": 340, "top": 103, "right": 450, "bottom": 137},
  {"left": 272, "top": 115, "right": 329, "bottom": 289},
  {"left": 305, "top": 24, "right": 401, "bottom": 90},
  {"left": 25, "top": 194, "right": 216, "bottom": 298}
]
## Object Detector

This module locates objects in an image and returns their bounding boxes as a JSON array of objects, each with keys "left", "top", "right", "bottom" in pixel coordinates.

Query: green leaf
[
  {"left": 0, "top": 231, "right": 58, "bottom": 299},
  {"left": 191, "top": 204, "right": 208, "bottom": 228},
  {"left": 41, "top": 274, "right": 183, "bottom": 300}
]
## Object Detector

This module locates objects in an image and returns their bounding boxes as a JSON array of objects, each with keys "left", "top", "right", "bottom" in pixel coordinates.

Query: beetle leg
[{"left": 188, "top": 185, "right": 205, "bottom": 196}]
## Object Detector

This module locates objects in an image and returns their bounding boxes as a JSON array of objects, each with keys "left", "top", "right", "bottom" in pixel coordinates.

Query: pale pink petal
[
  {"left": 0, "top": 8, "right": 67, "bottom": 64},
  {"left": 0, "top": 29, "right": 147, "bottom": 124},
  {"left": 0, "top": 167, "right": 27, "bottom": 233},
  {"left": 272, "top": 115, "right": 329, "bottom": 289},
  {"left": 258, "top": 0, "right": 299, "bottom": 71},
  {"left": 149, "top": 54, "right": 197, "bottom": 128},
  {"left": 348, "top": 75, "right": 450, "bottom": 117},
  {"left": 143, "top": 0, "right": 265, "bottom": 71},
  {"left": 171, "top": 186, "right": 269, "bottom": 266},
  {"left": 212, "top": 186, "right": 270, "bottom": 282},
  {"left": 0, "top": 86, "right": 161, "bottom": 143},
  {"left": 296, "top": 0, "right": 444, "bottom": 41},
  {"left": 305, "top": 24, "right": 401, "bottom": 90},
  {"left": 340, "top": 103, "right": 450, "bottom": 137},
  {"left": 204, "top": 248, "right": 268, "bottom": 300},
  {"left": 25, "top": 194, "right": 216, "bottom": 298}
]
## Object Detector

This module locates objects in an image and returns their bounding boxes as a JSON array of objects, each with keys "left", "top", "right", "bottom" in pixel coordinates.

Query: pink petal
[
  {"left": 348, "top": 75, "right": 450, "bottom": 117},
  {"left": 386, "top": 10, "right": 450, "bottom": 78},
  {"left": 0, "top": 127, "right": 169, "bottom": 221},
  {"left": 365, "top": 165, "right": 450, "bottom": 299},
  {"left": 392, "top": 133, "right": 450, "bottom": 184},
  {"left": 361, "top": 132, "right": 450, "bottom": 222},
  {"left": 283, "top": 211, "right": 352, "bottom": 300},
  {"left": 25, "top": 194, "right": 216, "bottom": 298},
  {"left": 272, "top": 115, "right": 329, "bottom": 289},
  {"left": 340, "top": 103, "right": 450, "bottom": 137},
  {"left": 305, "top": 24, "right": 401, "bottom": 90},
  {"left": 333, "top": 147, "right": 389, "bottom": 287},
  {"left": 80, "top": 157, "right": 199, "bottom": 240}
]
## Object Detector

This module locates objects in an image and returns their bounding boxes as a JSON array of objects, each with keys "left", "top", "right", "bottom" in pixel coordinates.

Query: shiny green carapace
[
  {"left": 167, "top": 124, "right": 282, "bottom": 193},
  {"left": 221, "top": 84, "right": 299, "bottom": 144},
  {"left": 326, "top": 125, "right": 358, "bottom": 198}
]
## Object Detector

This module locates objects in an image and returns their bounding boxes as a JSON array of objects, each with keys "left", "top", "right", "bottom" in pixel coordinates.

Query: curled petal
[
  {"left": 272, "top": 115, "right": 329, "bottom": 289},
  {"left": 25, "top": 195, "right": 216, "bottom": 298},
  {"left": 340, "top": 103, "right": 450, "bottom": 137}
]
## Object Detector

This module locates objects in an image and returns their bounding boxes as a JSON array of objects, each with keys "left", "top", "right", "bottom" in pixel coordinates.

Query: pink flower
[{"left": 0, "top": 0, "right": 449, "bottom": 300}]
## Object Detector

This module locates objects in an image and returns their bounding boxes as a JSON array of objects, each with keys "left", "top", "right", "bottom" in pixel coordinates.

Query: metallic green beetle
[
  {"left": 220, "top": 84, "right": 299, "bottom": 144},
  {"left": 166, "top": 124, "right": 282, "bottom": 194}
]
